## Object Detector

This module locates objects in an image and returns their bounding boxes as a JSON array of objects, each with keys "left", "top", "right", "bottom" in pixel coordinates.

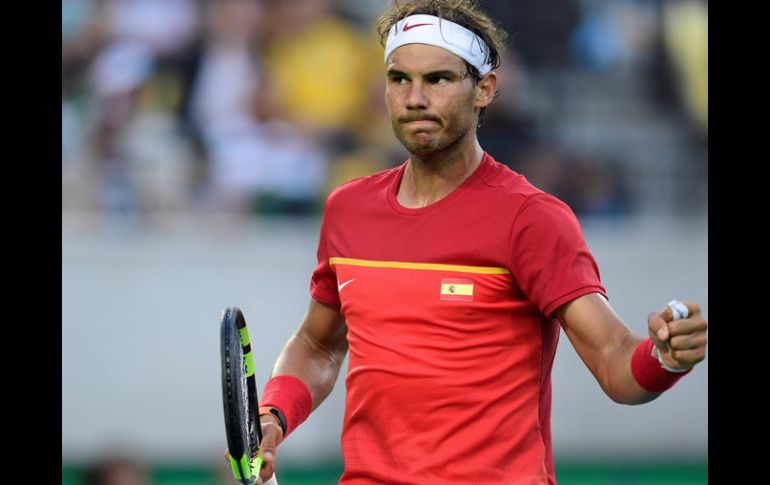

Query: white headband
[{"left": 384, "top": 14, "right": 493, "bottom": 75}]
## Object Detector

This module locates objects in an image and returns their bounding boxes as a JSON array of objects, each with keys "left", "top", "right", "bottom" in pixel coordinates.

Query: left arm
[{"left": 555, "top": 293, "right": 707, "bottom": 405}]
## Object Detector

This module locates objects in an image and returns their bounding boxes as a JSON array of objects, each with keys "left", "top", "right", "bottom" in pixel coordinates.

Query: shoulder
[
  {"left": 480, "top": 154, "right": 579, "bottom": 227},
  {"left": 478, "top": 154, "right": 545, "bottom": 197},
  {"left": 478, "top": 154, "right": 568, "bottom": 210}
]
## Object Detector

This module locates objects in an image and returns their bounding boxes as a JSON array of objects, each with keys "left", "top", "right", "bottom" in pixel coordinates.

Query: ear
[{"left": 474, "top": 71, "right": 497, "bottom": 109}]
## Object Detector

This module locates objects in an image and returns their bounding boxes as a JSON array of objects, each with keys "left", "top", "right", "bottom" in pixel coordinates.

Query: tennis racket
[{"left": 221, "top": 306, "right": 263, "bottom": 484}]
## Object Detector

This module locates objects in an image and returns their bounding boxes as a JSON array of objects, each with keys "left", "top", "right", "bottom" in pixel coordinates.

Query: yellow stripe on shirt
[{"left": 329, "top": 257, "right": 510, "bottom": 275}]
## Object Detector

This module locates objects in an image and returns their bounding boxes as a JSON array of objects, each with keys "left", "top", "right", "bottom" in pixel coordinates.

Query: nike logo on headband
[{"left": 402, "top": 22, "right": 433, "bottom": 32}]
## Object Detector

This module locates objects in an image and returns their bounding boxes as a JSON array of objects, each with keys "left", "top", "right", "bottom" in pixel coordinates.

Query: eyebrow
[{"left": 386, "top": 69, "right": 462, "bottom": 78}]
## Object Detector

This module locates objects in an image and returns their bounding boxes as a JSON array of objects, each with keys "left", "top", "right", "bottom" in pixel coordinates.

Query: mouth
[
  {"left": 401, "top": 118, "right": 439, "bottom": 127},
  {"left": 404, "top": 119, "right": 436, "bottom": 125},
  {"left": 399, "top": 113, "right": 440, "bottom": 125}
]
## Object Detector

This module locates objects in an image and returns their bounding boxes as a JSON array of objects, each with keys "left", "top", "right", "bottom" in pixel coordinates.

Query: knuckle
[
  {"left": 669, "top": 335, "right": 682, "bottom": 347},
  {"left": 261, "top": 446, "right": 275, "bottom": 456},
  {"left": 690, "top": 349, "right": 704, "bottom": 362}
]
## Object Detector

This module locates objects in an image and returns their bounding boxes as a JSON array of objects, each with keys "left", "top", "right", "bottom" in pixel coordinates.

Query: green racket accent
[
  {"left": 250, "top": 453, "right": 264, "bottom": 478},
  {"left": 244, "top": 350, "right": 255, "bottom": 378},
  {"left": 229, "top": 455, "right": 244, "bottom": 480},
  {"left": 238, "top": 325, "right": 256, "bottom": 377},
  {"left": 239, "top": 326, "right": 251, "bottom": 346},
  {"left": 228, "top": 452, "right": 262, "bottom": 482}
]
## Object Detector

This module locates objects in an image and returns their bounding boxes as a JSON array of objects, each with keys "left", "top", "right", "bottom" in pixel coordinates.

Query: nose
[{"left": 405, "top": 81, "right": 428, "bottom": 110}]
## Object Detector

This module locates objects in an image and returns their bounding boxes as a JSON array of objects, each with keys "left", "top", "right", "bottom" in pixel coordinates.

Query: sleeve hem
[
  {"left": 310, "top": 283, "right": 341, "bottom": 308},
  {"left": 543, "top": 286, "right": 607, "bottom": 318}
]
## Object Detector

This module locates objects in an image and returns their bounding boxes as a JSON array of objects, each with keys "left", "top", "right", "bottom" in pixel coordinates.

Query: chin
[
  {"left": 398, "top": 131, "right": 438, "bottom": 152},
  {"left": 405, "top": 140, "right": 441, "bottom": 155}
]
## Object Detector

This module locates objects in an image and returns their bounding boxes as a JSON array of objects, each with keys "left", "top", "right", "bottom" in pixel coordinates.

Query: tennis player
[{"left": 249, "top": 1, "right": 708, "bottom": 484}]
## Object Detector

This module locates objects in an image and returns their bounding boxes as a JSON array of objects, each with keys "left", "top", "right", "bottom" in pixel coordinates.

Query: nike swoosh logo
[
  {"left": 403, "top": 23, "right": 433, "bottom": 32},
  {"left": 338, "top": 279, "right": 356, "bottom": 292}
]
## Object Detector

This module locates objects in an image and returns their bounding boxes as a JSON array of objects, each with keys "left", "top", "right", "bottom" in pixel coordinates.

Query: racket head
[{"left": 221, "top": 307, "right": 263, "bottom": 484}]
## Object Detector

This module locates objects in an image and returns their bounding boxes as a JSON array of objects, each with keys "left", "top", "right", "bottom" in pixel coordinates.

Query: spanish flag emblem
[{"left": 440, "top": 278, "right": 474, "bottom": 301}]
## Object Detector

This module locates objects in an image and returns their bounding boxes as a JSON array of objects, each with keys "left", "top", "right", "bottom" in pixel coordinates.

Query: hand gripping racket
[{"left": 221, "top": 307, "right": 263, "bottom": 484}]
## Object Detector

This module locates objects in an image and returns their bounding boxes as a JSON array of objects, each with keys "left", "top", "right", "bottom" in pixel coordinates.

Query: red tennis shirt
[{"left": 310, "top": 152, "right": 606, "bottom": 484}]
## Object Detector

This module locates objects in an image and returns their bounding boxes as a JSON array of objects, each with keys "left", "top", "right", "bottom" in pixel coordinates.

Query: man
[{"left": 242, "top": 1, "right": 708, "bottom": 484}]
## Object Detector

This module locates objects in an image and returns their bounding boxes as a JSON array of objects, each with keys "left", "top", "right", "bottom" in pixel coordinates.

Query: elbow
[
  {"left": 598, "top": 369, "right": 660, "bottom": 405},
  {"left": 607, "top": 392, "right": 658, "bottom": 406},
  {"left": 603, "top": 382, "right": 661, "bottom": 405}
]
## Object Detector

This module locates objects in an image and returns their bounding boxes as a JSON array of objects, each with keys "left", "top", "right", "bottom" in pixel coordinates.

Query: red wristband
[
  {"left": 631, "top": 338, "right": 692, "bottom": 393},
  {"left": 260, "top": 375, "right": 313, "bottom": 438}
]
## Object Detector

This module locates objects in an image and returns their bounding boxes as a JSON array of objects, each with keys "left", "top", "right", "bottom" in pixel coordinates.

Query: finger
[
  {"left": 661, "top": 300, "right": 701, "bottom": 322},
  {"left": 667, "top": 316, "right": 708, "bottom": 338},
  {"left": 259, "top": 451, "right": 275, "bottom": 483},
  {"left": 682, "top": 301, "right": 701, "bottom": 317},
  {"left": 258, "top": 420, "right": 283, "bottom": 482},
  {"left": 669, "top": 331, "right": 707, "bottom": 351},
  {"left": 258, "top": 444, "right": 275, "bottom": 482},
  {"left": 668, "top": 347, "right": 706, "bottom": 366},
  {"left": 647, "top": 311, "right": 671, "bottom": 351},
  {"left": 224, "top": 449, "right": 230, "bottom": 463}
]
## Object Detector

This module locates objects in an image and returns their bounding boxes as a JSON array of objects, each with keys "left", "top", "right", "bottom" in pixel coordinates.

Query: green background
[{"left": 63, "top": 459, "right": 707, "bottom": 484}]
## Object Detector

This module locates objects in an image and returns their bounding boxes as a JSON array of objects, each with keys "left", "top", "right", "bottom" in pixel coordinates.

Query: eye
[
  {"left": 389, "top": 74, "right": 409, "bottom": 85},
  {"left": 428, "top": 75, "right": 449, "bottom": 84}
]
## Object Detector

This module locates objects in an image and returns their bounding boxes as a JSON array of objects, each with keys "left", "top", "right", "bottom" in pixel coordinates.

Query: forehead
[{"left": 386, "top": 43, "right": 466, "bottom": 73}]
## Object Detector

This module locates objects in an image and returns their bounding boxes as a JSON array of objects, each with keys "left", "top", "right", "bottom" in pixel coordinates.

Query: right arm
[
  {"left": 257, "top": 298, "right": 347, "bottom": 483},
  {"left": 272, "top": 298, "right": 348, "bottom": 411}
]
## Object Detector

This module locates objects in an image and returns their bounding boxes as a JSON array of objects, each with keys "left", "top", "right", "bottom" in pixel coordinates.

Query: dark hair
[{"left": 377, "top": 1, "right": 508, "bottom": 128}]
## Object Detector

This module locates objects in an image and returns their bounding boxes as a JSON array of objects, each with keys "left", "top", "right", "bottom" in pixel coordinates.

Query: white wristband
[{"left": 651, "top": 344, "right": 690, "bottom": 373}]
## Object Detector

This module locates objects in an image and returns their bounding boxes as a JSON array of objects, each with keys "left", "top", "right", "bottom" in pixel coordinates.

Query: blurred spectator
[
  {"left": 84, "top": 0, "right": 203, "bottom": 222},
  {"left": 83, "top": 454, "right": 148, "bottom": 485},
  {"left": 515, "top": 142, "right": 633, "bottom": 219},
  {"left": 662, "top": 0, "right": 708, "bottom": 139},
  {"left": 263, "top": 0, "right": 397, "bottom": 188},
  {"left": 63, "top": 0, "right": 105, "bottom": 212},
  {"left": 187, "top": 0, "right": 329, "bottom": 216},
  {"left": 261, "top": 0, "right": 383, "bottom": 140},
  {"left": 88, "top": 41, "right": 198, "bottom": 221},
  {"left": 62, "top": 0, "right": 104, "bottom": 93},
  {"left": 477, "top": 48, "right": 540, "bottom": 169},
  {"left": 101, "top": 0, "right": 200, "bottom": 59},
  {"left": 188, "top": 0, "right": 267, "bottom": 136},
  {"left": 62, "top": 87, "right": 93, "bottom": 211},
  {"left": 61, "top": 0, "right": 704, "bottom": 221},
  {"left": 482, "top": 0, "right": 581, "bottom": 68},
  {"left": 569, "top": 156, "right": 634, "bottom": 218},
  {"left": 570, "top": 2, "right": 625, "bottom": 71}
]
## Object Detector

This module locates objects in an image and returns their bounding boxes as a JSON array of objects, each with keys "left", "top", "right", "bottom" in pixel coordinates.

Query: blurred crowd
[
  {"left": 62, "top": 0, "right": 707, "bottom": 223},
  {"left": 76, "top": 450, "right": 248, "bottom": 485}
]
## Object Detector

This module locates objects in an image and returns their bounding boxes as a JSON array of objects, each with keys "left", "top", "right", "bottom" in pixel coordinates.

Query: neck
[{"left": 397, "top": 138, "right": 484, "bottom": 209}]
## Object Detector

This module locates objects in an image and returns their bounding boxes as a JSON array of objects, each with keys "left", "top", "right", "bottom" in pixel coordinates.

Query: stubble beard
[{"left": 392, "top": 116, "right": 472, "bottom": 158}]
